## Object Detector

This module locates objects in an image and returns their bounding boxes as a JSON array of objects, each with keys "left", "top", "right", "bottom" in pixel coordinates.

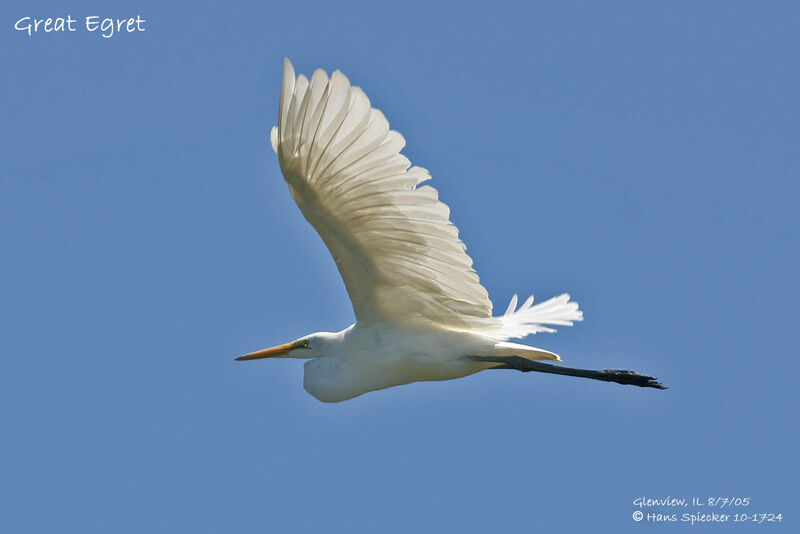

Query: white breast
[{"left": 302, "top": 323, "right": 489, "bottom": 402}]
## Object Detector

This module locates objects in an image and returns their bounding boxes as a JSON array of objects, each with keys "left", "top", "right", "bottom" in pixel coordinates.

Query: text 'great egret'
[{"left": 237, "top": 59, "right": 665, "bottom": 402}]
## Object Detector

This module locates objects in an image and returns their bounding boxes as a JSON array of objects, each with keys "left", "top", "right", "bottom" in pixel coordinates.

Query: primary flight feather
[{"left": 238, "top": 59, "right": 665, "bottom": 402}]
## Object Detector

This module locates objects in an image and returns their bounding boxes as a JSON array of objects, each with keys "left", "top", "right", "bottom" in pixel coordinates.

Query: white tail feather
[{"left": 492, "top": 293, "right": 583, "bottom": 339}]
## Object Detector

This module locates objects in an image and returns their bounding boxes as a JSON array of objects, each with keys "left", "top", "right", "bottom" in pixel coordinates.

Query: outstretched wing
[{"left": 272, "top": 59, "right": 495, "bottom": 330}]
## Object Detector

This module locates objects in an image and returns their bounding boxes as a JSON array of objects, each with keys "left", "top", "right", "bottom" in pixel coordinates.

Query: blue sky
[{"left": 2, "top": 1, "right": 798, "bottom": 531}]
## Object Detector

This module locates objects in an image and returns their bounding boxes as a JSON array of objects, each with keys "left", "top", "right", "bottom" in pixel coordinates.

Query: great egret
[{"left": 237, "top": 59, "right": 665, "bottom": 402}]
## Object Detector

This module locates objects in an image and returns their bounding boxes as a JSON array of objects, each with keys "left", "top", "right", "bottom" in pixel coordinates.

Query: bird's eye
[{"left": 302, "top": 340, "right": 310, "bottom": 348}]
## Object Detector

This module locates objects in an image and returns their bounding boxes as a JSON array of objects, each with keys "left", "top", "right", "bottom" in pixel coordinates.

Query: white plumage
[
  {"left": 237, "top": 59, "right": 664, "bottom": 402},
  {"left": 272, "top": 59, "right": 581, "bottom": 334}
]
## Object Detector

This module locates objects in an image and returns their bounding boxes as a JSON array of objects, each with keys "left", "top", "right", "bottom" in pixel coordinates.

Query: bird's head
[{"left": 236, "top": 332, "right": 336, "bottom": 361}]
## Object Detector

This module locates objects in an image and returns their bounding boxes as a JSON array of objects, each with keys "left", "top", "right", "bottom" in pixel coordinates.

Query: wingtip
[
  {"left": 270, "top": 126, "right": 279, "bottom": 153},
  {"left": 330, "top": 68, "right": 351, "bottom": 86},
  {"left": 283, "top": 58, "right": 295, "bottom": 81}
]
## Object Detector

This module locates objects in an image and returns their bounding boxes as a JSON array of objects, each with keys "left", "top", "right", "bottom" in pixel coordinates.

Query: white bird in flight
[{"left": 237, "top": 59, "right": 665, "bottom": 402}]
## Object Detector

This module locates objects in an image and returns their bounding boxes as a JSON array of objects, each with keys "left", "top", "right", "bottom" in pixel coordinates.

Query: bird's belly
[
  {"left": 302, "top": 323, "right": 497, "bottom": 402},
  {"left": 303, "top": 351, "right": 484, "bottom": 403}
]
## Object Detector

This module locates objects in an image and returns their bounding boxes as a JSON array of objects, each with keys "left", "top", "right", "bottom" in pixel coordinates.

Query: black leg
[{"left": 467, "top": 356, "right": 667, "bottom": 389}]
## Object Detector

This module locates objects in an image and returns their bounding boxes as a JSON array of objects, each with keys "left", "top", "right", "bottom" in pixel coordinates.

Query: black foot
[{"left": 591, "top": 369, "right": 667, "bottom": 389}]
